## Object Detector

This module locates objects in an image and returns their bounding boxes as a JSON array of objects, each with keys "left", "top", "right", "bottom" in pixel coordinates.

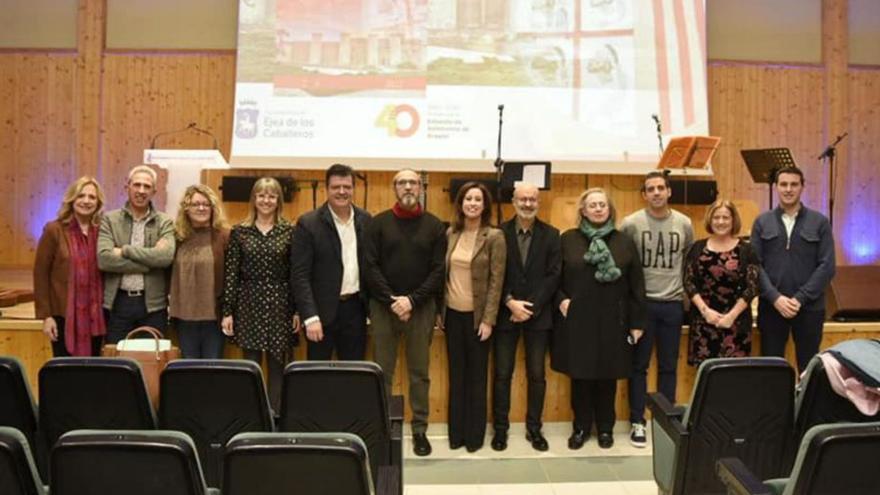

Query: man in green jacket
[{"left": 98, "top": 165, "right": 175, "bottom": 343}]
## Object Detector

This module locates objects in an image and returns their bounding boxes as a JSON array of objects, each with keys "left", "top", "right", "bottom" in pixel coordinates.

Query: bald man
[
  {"left": 491, "top": 183, "right": 561, "bottom": 452},
  {"left": 363, "top": 169, "right": 447, "bottom": 456}
]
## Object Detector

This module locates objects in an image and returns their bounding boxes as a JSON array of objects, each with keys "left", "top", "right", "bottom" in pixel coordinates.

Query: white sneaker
[{"left": 630, "top": 422, "right": 647, "bottom": 448}]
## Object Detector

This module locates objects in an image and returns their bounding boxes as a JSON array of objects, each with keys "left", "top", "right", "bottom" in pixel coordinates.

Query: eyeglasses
[
  {"left": 187, "top": 202, "right": 212, "bottom": 210},
  {"left": 395, "top": 179, "right": 419, "bottom": 187},
  {"left": 515, "top": 197, "right": 538, "bottom": 204}
]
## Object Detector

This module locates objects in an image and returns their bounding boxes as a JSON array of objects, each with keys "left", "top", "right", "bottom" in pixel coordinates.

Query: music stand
[
  {"left": 500, "top": 161, "right": 551, "bottom": 202},
  {"left": 657, "top": 136, "right": 720, "bottom": 204},
  {"left": 740, "top": 148, "right": 796, "bottom": 209}
]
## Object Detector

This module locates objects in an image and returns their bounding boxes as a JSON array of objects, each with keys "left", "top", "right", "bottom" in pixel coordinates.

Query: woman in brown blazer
[
  {"left": 440, "top": 181, "right": 506, "bottom": 452},
  {"left": 170, "top": 184, "right": 230, "bottom": 359},
  {"left": 33, "top": 176, "right": 107, "bottom": 356}
]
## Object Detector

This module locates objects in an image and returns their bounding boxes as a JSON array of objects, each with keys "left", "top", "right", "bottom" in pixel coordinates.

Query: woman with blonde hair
[
  {"left": 222, "top": 177, "right": 299, "bottom": 411},
  {"left": 683, "top": 200, "right": 759, "bottom": 365},
  {"left": 33, "top": 176, "right": 107, "bottom": 356},
  {"left": 170, "top": 184, "right": 230, "bottom": 359},
  {"left": 552, "top": 187, "right": 645, "bottom": 450}
]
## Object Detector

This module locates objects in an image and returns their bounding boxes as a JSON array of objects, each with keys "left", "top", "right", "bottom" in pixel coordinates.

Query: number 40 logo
[{"left": 375, "top": 104, "right": 419, "bottom": 138}]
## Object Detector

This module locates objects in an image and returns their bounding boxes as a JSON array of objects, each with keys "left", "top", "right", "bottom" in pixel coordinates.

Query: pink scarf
[{"left": 65, "top": 220, "right": 106, "bottom": 355}]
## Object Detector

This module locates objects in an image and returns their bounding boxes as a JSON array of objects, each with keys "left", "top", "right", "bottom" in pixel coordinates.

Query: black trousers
[
  {"left": 49, "top": 316, "right": 103, "bottom": 357},
  {"left": 758, "top": 301, "right": 825, "bottom": 373},
  {"left": 306, "top": 297, "right": 367, "bottom": 360},
  {"left": 445, "top": 308, "right": 490, "bottom": 449},
  {"left": 571, "top": 378, "right": 617, "bottom": 434},
  {"left": 492, "top": 325, "right": 548, "bottom": 433},
  {"left": 242, "top": 349, "right": 286, "bottom": 413}
]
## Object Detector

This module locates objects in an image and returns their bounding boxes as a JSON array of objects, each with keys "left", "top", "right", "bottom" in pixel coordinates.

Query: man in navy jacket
[
  {"left": 291, "top": 164, "right": 372, "bottom": 360},
  {"left": 751, "top": 166, "right": 835, "bottom": 372}
]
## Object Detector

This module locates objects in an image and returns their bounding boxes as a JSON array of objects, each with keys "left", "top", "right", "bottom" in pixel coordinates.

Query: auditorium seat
[
  {"left": 51, "top": 429, "right": 216, "bottom": 495},
  {"left": 717, "top": 421, "right": 880, "bottom": 495},
  {"left": 278, "top": 361, "right": 402, "bottom": 494},
  {"left": 790, "top": 353, "right": 880, "bottom": 467},
  {"left": 224, "top": 432, "right": 393, "bottom": 495},
  {"left": 159, "top": 359, "right": 274, "bottom": 488},
  {"left": 0, "top": 427, "right": 46, "bottom": 495},
  {"left": 648, "top": 357, "right": 795, "bottom": 495},
  {"left": 38, "top": 357, "right": 156, "bottom": 457},
  {"left": 0, "top": 357, "right": 42, "bottom": 480}
]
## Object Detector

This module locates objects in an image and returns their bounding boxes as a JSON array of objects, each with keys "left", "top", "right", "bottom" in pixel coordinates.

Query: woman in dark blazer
[
  {"left": 33, "top": 176, "right": 107, "bottom": 356},
  {"left": 439, "top": 181, "right": 506, "bottom": 452},
  {"left": 553, "top": 187, "right": 646, "bottom": 450}
]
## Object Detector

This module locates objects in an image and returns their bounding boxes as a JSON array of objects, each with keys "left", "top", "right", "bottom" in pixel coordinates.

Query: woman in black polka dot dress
[{"left": 221, "top": 177, "right": 299, "bottom": 411}]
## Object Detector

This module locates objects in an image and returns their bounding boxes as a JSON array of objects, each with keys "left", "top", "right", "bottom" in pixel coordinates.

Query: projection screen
[{"left": 231, "top": 0, "right": 709, "bottom": 174}]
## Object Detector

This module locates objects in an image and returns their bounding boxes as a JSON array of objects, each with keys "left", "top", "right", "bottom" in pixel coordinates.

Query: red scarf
[
  {"left": 392, "top": 202, "right": 423, "bottom": 219},
  {"left": 65, "top": 220, "right": 106, "bottom": 356}
]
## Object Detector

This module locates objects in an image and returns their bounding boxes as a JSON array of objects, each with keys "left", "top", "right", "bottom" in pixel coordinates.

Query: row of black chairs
[
  {"left": 1, "top": 426, "right": 388, "bottom": 495},
  {"left": 647, "top": 355, "right": 880, "bottom": 495},
  {"left": 0, "top": 357, "right": 402, "bottom": 493}
]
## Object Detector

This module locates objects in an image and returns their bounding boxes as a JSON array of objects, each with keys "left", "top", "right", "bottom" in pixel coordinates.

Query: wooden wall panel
[
  {"left": 100, "top": 53, "right": 236, "bottom": 209},
  {"left": 0, "top": 54, "right": 77, "bottom": 267}
]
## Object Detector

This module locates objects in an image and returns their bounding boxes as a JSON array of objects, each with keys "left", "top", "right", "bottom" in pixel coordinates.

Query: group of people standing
[{"left": 33, "top": 163, "right": 835, "bottom": 456}]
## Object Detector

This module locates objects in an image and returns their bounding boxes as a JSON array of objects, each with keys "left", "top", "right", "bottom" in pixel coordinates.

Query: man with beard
[
  {"left": 291, "top": 164, "right": 372, "bottom": 360},
  {"left": 364, "top": 169, "right": 447, "bottom": 456},
  {"left": 490, "top": 183, "right": 560, "bottom": 452},
  {"left": 98, "top": 165, "right": 176, "bottom": 343},
  {"left": 751, "top": 166, "right": 835, "bottom": 372},
  {"left": 620, "top": 170, "right": 693, "bottom": 448}
]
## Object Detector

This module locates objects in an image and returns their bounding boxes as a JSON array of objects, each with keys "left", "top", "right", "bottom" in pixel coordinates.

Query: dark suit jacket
[
  {"left": 496, "top": 217, "right": 561, "bottom": 332},
  {"left": 290, "top": 202, "right": 371, "bottom": 327}
]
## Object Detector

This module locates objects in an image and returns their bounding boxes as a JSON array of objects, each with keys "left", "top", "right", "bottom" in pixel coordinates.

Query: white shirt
[
  {"left": 331, "top": 205, "right": 360, "bottom": 297},
  {"left": 782, "top": 209, "right": 799, "bottom": 239}
]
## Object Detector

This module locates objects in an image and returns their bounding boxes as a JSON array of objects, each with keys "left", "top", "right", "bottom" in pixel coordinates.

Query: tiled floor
[{"left": 404, "top": 422, "right": 657, "bottom": 495}]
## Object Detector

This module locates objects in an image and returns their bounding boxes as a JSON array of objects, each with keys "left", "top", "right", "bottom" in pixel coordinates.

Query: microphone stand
[
  {"left": 149, "top": 122, "right": 219, "bottom": 150},
  {"left": 817, "top": 132, "right": 847, "bottom": 228},
  {"left": 652, "top": 114, "right": 664, "bottom": 157},
  {"left": 494, "top": 104, "right": 504, "bottom": 225}
]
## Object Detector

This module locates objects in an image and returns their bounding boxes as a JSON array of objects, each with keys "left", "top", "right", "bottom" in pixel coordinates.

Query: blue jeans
[
  {"left": 105, "top": 291, "right": 168, "bottom": 344},
  {"left": 628, "top": 300, "right": 684, "bottom": 424},
  {"left": 175, "top": 319, "right": 226, "bottom": 359}
]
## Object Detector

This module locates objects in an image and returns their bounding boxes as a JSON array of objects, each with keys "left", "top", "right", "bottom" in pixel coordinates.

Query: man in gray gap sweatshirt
[{"left": 619, "top": 170, "right": 693, "bottom": 448}]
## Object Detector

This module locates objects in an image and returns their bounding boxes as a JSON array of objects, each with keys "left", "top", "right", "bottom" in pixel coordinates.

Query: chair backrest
[
  {"left": 159, "top": 359, "right": 274, "bottom": 488},
  {"left": 278, "top": 361, "right": 390, "bottom": 482},
  {"left": 0, "top": 427, "right": 45, "bottom": 495},
  {"left": 223, "top": 432, "right": 374, "bottom": 495},
  {"left": 784, "top": 422, "right": 880, "bottom": 495},
  {"left": 38, "top": 357, "right": 156, "bottom": 454},
  {"left": 682, "top": 357, "right": 795, "bottom": 494},
  {"left": 51, "top": 430, "right": 209, "bottom": 495},
  {"left": 0, "top": 358, "right": 38, "bottom": 449},
  {"left": 794, "top": 355, "right": 880, "bottom": 444}
]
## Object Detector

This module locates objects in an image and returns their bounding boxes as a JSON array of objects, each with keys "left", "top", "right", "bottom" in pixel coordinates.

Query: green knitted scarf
[{"left": 578, "top": 217, "right": 622, "bottom": 283}]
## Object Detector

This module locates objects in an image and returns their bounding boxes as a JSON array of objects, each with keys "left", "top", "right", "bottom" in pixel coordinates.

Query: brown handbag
[{"left": 101, "top": 326, "right": 181, "bottom": 406}]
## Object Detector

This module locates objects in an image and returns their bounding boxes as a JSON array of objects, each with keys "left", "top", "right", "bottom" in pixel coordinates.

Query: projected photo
[{"left": 232, "top": 0, "right": 709, "bottom": 170}]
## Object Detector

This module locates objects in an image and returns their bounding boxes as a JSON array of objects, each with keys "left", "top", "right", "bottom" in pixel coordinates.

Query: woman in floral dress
[{"left": 684, "top": 200, "right": 760, "bottom": 365}]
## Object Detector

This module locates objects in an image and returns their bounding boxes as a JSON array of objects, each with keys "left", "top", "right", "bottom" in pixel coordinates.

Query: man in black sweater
[{"left": 364, "top": 169, "right": 447, "bottom": 456}]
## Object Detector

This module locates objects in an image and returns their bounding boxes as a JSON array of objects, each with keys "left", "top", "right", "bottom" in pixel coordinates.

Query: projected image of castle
[{"left": 274, "top": 0, "right": 428, "bottom": 96}]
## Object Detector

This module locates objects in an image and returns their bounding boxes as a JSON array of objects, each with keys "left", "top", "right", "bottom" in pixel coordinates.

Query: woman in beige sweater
[{"left": 440, "top": 181, "right": 506, "bottom": 452}]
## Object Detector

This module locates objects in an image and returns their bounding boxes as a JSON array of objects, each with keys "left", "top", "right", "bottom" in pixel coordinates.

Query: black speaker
[
  {"left": 827, "top": 265, "right": 880, "bottom": 321},
  {"left": 221, "top": 176, "right": 295, "bottom": 202},
  {"left": 668, "top": 179, "right": 717, "bottom": 205}
]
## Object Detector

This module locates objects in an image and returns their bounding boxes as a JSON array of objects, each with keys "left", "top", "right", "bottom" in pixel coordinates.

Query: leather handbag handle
[{"left": 122, "top": 326, "right": 165, "bottom": 360}]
